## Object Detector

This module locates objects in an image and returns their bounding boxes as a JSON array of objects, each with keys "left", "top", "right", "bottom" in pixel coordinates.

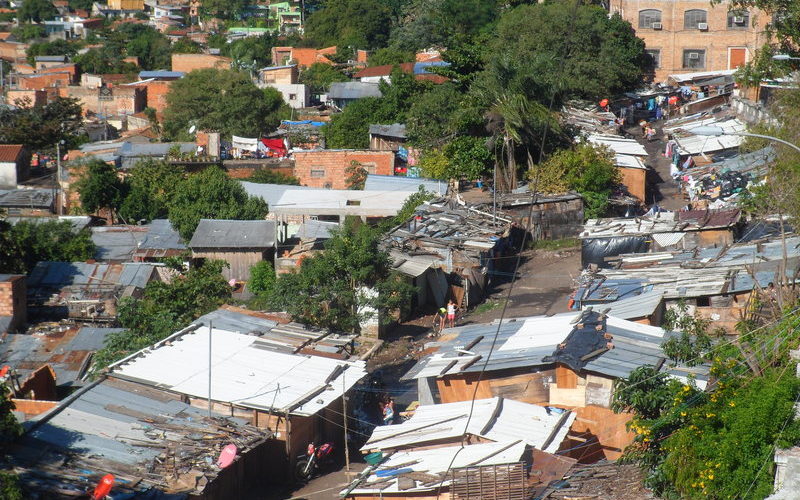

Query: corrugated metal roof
[
  {"left": 368, "top": 123, "right": 406, "bottom": 139},
  {"left": 389, "top": 251, "right": 441, "bottom": 277},
  {"left": 364, "top": 174, "right": 448, "bottom": 195},
  {"left": 347, "top": 441, "right": 527, "bottom": 495},
  {"left": 295, "top": 219, "right": 338, "bottom": 240},
  {"left": 112, "top": 326, "right": 367, "bottom": 416},
  {"left": 137, "top": 70, "right": 184, "bottom": 79},
  {"left": 328, "top": 81, "right": 382, "bottom": 100},
  {"left": 403, "top": 312, "right": 708, "bottom": 387},
  {"left": 138, "top": 219, "right": 186, "bottom": 250},
  {"left": 271, "top": 189, "right": 415, "bottom": 217},
  {"left": 91, "top": 225, "right": 149, "bottom": 261},
  {"left": 590, "top": 290, "right": 664, "bottom": 320},
  {"left": 5, "top": 215, "right": 92, "bottom": 232},
  {"left": 239, "top": 181, "right": 314, "bottom": 207},
  {"left": 580, "top": 209, "right": 741, "bottom": 238},
  {"left": 189, "top": 219, "right": 276, "bottom": 249},
  {"left": 587, "top": 135, "right": 648, "bottom": 156},
  {"left": 362, "top": 398, "right": 575, "bottom": 453},
  {"left": 27, "top": 262, "right": 156, "bottom": 289},
  {"left": 0, "top": 189, "right": 54, "bottom": 208}
]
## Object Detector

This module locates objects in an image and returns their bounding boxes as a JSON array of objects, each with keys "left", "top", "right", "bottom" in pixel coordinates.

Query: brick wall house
[
  {"left": 293, "top": 150, "right": 395, "bottom": 189},
  {"left": 132, "top": 80, "right": 172, "bottom": 114},
  {"left": 0, "top": 275, "right": 27, "bottom": 333},
  {"left": 61, "top": 85, "right": 146, "bottom": 116},
  {"left": 609, "top": 0, "right": 770, "bottom": 81},
  {"left": 171, "top": 53, "right": 232, "bottom": 73}
]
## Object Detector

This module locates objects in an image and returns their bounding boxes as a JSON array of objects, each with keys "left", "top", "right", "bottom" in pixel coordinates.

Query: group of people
[{"left": 433, "top": 299, "right": 459, "bottom": 333}]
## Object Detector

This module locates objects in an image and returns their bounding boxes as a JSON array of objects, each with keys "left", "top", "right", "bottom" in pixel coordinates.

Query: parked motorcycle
[{"left": 295, "top": 442, "right": 334, "bottom": 482}]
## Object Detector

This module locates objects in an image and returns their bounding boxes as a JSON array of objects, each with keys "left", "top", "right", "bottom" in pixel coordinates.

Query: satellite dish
[{"left": 188, "top": 125, "right": 196, "bottom": 134}]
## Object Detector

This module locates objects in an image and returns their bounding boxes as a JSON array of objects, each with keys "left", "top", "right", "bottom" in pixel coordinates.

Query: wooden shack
[{"left": 189, "top": 219, "right": 276, "bottom": 282}]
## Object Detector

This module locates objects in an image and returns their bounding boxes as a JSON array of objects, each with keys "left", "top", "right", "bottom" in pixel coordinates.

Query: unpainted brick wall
[{"left": 293, "top": 150, "right": 394, "bottom": 189}]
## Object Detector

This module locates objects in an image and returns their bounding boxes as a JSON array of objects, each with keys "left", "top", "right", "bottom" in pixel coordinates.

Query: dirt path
[{"left": 629, "top": 119, "right": 686, "bottom": 211}]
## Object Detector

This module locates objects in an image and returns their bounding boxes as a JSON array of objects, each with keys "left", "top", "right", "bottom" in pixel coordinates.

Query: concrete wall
[
  {"left": 265, "top": 83, "right": 309, "bottom": 109},
  {"left": 293, "top": 150, "right": 395, "bottom": 189},
  {"left": 609, "top": 0, "right": 770, "bottom": 81}
]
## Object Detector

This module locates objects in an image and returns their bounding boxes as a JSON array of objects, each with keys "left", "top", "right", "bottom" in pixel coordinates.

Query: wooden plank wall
[
  {"left": 437, "top": 369, "right": 555, "bottom": 405},
  {"left": 192, "top": 250, "right": 266, "bottom": 281}
]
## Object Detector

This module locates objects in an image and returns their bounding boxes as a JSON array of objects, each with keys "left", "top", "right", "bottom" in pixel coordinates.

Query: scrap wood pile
[
  {"left": 541, "top": 462, "right": 653, "bottom": 500},
  {"left": 362, "top": 459, "right": 448, "bottom": 491},
  {"left": 13, "top": 412, "right": 270, "bottom": 497}
]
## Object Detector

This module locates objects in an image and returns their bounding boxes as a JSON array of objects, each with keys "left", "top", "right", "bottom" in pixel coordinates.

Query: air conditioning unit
[
  {"left": 688, "top": 52, "right": 700, "bottom": 59},
  {"left": 733, "top": 16, "right": 745, "bottom": 24},
  {"left": 651, "top": 22, "right": 663, "bottom": 30},
  {"left": 698, "top": 22, "right": 709, "bottom": 30}
]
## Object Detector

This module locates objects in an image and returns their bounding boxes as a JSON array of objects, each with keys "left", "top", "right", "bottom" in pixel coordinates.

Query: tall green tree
[
  {"left": 0, "top": 221, "right": 96, "bottom": 274},
  {"left": 10, "top": 23, "right": 46, "bottom": 42},
  {"left": 118, "top": 160, "right": 185, "bottom": 224},
  {"left": 118, "top": 24, "right": 171, "bottom": 70},
  {"left": 299, "top": 62, "right": 350, "bottom": 94},
  {"left": 164, "top": 68, "right": 290, "bottom": 140},
  {"left": 304, "top": 0, "right": 394, "bottom": 49},
  {"left": 26, "top": 39, "right": 78, "bottom": 66},
  {"left": 170, "top": 38, "right": 202, "bottom": 55},
  {"left": 368, "top": 47, "right": 415, "bottom": 66},
  {"left": 224, "top": 34, "right": 278, "bottom": 70},
  {"left": 0, "top": 97, "right": 83, "bottom": 151},
  {"left": 200, "top": 0, "right": 253, "bottom": 19},
  {"left": 491, "top": 1, "right": 646, "bottom": 101},
  {"left": 268, "top": 218, "right": 414, "bottom": 332},
  {"left": 18, "top": 0, "right": 58, "bottom": 22},
  {"left": 167, "top": 166, "right": 269, "bottom": 240},
  {"left": 73, "top": 159, "right": 126, "bottom": 219}
]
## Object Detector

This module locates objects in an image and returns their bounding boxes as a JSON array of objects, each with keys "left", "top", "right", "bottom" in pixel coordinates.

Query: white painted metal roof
[
  {"left": 361, "top": 397, "right": 575, "bottom": 453},
  {"left": 615, "top": 154, "right": 647, "bottom": 170},
  {"left": 112, "top": 327, "right": 367, "bottom": 416},
  {"left": 588, "top": 290, "right": 665, "bottom": 320},
  {"left": 667, "top": 69, "right": 736, "bottom": 83},
  {"left": 587, "top": 135, "right": 648, "bottom": 156},
  {"left": 347, "top": 441, "right": 527, "bottom": 495},
  {"left": 271, "top": 189, "right": 416, "bottom": 217}
]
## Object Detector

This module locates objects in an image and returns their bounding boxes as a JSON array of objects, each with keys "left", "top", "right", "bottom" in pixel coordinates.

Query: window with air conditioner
[
  {"left": 638, "top": 9, "right": 661, "bottom": 28},
  {"left": 684, "top": 9, "right": 708, "bottom": 29},
  {"left": 727, "top": 10, "right": 750, "bottom": 29},
  {"left": 652, "top": 22, "right": 662, "bottom": 30},
  {"left": 683, "top": 49, "right": 706, "bottom": 69}
]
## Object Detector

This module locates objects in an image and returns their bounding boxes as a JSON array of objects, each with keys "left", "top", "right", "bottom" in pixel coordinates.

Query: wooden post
[{"left": 343, "top": 375, "right": 350, "bottom": 473}]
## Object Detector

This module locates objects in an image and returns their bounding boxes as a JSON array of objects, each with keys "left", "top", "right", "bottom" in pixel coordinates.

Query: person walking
[
  {"left": 447, "top": 300, "right": 457, "bottom": 329},
  {"left": 434, "top": 307, "right": 446, "bottom": 334}
]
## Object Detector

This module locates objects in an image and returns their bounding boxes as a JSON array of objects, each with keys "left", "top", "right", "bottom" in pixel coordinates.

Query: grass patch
[
  {"left": 472, "top": 299, "right": 505, "bottom": 315},
  {"left": 528, "top": 238, "right": 580, "bottom": 251}
]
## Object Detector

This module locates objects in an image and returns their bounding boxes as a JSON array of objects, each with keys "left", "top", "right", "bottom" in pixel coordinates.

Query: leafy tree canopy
[
  {"left": 18, "top": 0, "right": 58, "bottom": 22},
  {"left": 0, "top": 96, "right": 83, "bottom": 151},
  {"left": 224, "top": 33, "right": 279, "bottom": 70},
  {"left": 10, "top": 23, "right": 46, "bottom": 42},
  {"left": 530, "top": 143, "right": 620, "bottom": 219},
  {"left": 26, "top": 39, "right": 78, "bottom": 66},
  {"left": 305, "top": 0, "right": 394, "bottom": 49},
  {"left": 491, "top": 1, "right": 646, "bottom": 101},
  {"left": 324, "top": 68, "right": 428, "bottom": 148},
  {"left": 0, "top": 219, "right": 96, "bottom": 274},
  {"left": 267, "top": 218, "right": 415, "bottom": 332},
  {"left": 170, "top": 37, "right": 202, "bottom": 54},
  {"left": 68, "top": 0, "right": 95, "bottom": 10},
  {"left": 118, "top": 160, "right": 185, "bottom": 224},
  {"left": 92, "top": 260, "right": 231, "bottom": 370},
  {"left": 368, "top": 47, "right": 414, "bottom": 66},
  {"left": 73, "top": 159, "right": 126, "bottom": 219},
  {"left": 299, "top": 62, "right": 350, "bottom": 94},
  {"left": 168, "top": 166, "right": 269, "bottom": 240},
  {"left": 164, "top": 68, "right": 290, "bottom": 140},
  {"left": 118, "top": 23, "right": 172, "bottom": 70},
  {"left": 419, "top": 136, "right": 492, "bottom": 180},
  {"left": 201, "top": 0, "right": 253, "bottom": 19}
]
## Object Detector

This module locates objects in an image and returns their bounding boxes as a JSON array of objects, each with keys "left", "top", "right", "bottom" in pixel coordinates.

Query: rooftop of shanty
[
  {"left": 189, "top": 219, "right": 277, "bottom": 250},
  {"left": 364, "top": 173, "right": 448, "bottom": 196},
  {"left": 402, "top": 310, "right": 709, "bottom": 388},
  {"left": 270, "top": 189, "right": 416, "bottom": 218},
  {"left": 132, "top": 219, "right": 186, "bottom": 260},
  {"left": 1, "top": 325, "right": 123, "bottom": 390},
  {"left": 193, "top": 305, "right": 358, "bottom": 356},
  {"left": 0, "top": 189, "right": 54, "bottom": 209},
  {"left": 580, "top": 208, "right": 742, "bottom": 238},
  {"left": 385, "top": 199, "right": 511, "bottom": 269},
  {"left": 90, "top": 225, "right": 150, "bottom": 261},
  {"left": 361, "top": 397, "right": 576, "bottom": 454},
  {"left": 11, "top": 376, "right": 270, "bottom": 498},
  {"left": 574, "top": 234, "right": 800, "bottom": 301},
  {"left": 585, "top": 289, "right": 665, "bottom": 321},
  {"left": 561, "top": 105, "right": 618, "bottom": 136},
  {"left": 27, "top": 262, "right": 157, "bottom": 294},
  {"left": 663, "top": 113, "right": 746, "bottom": 155},
  {"left": 110, "top": 323, "right": 367, "bottom": 417}
]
